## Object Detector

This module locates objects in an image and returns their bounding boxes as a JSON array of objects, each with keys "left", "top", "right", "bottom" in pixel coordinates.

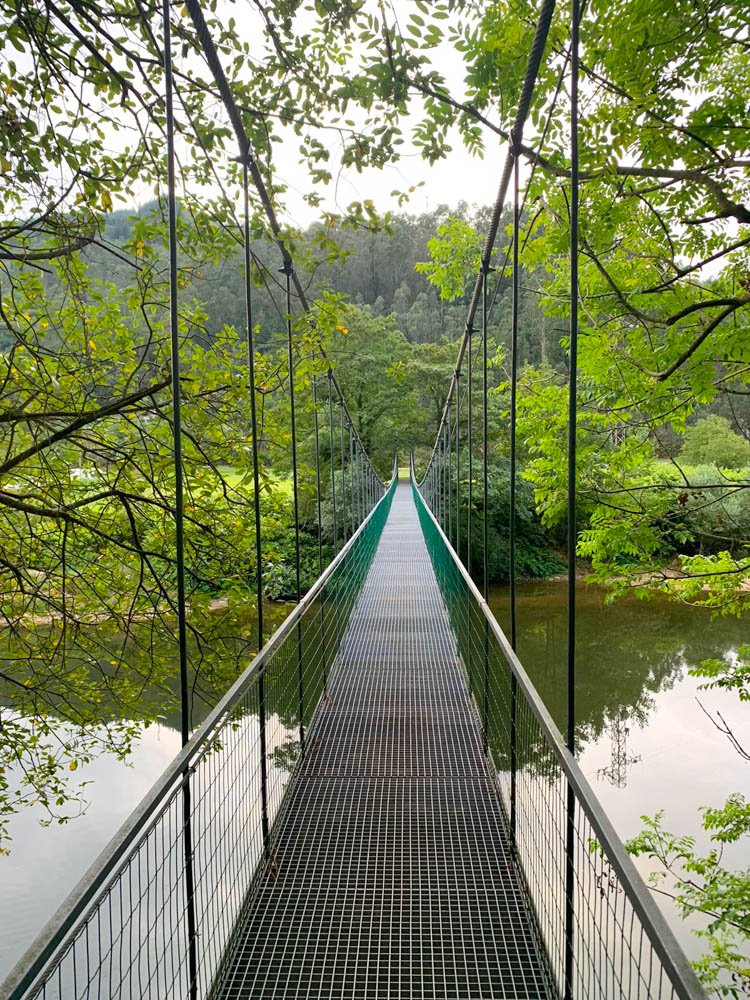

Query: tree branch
[
  {"left": 647, "top": 299, "right": 750, "bottom": 382},
  {"left": 0, "top": 376, "right": 171, "bottom": 477}
]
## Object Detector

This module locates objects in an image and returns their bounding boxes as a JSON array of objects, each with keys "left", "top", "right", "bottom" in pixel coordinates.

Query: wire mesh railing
[
  {"left": 412, "top": 461, "right": 706, "bottom": 1000},
  {"left": 2, "top": 465, "right": 397, "bottom": 1000}
]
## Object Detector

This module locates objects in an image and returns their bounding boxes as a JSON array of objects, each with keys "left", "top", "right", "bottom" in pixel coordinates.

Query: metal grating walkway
[{"left": 217, "top": 482, "right": 552, "bottom": 999}]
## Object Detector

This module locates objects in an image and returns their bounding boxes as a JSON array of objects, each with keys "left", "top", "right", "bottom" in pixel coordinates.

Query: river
[
  {"left": 489, "top": 580, "right": 749, "bottom": 964},
  {"left": 1, "top": 582, "right": 748, "bottom": 981}
]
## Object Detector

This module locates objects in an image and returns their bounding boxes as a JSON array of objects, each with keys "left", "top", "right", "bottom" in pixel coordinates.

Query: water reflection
[
  {"left": 0, "top": 493, "right": 383, "bottom": 985},
  {"left": 489, "top": 579, "right": 750, "bottom": 964},
  {"left": 594, "top": 708, "right": 641, "bottom": 787},
  {"left": 489, "top": 580, "right": 748, "bottom": 761},
  {"left": 0, "top": 601, "right": 295, "bottom": 981},
  {"left": 2, "top": 581, "right": 747, "bottom": 980}
]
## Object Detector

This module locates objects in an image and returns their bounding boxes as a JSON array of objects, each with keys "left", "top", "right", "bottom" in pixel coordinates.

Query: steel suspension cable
[
  {"left": 447, "top": 413, "right": 452, "bottom": 544},
  {"left": 328, "top": 374, "right": 338, "bottom": 555},
  {"left": 241, "top": 166, "right": 265, "bottom": 654},
  {"left": 568, "top": 0, "right": 580, "bottom": 761},
  {"left": 438, "top": 432, "right": 443, "bottom": 527},
  {"left": 455, "top": 370, "right": 461, "bottom": 553},
  {"left": 182, "top": 0, "right": 380, "bottom": 486},
  {"left": 565, "top": 1, "right": 580, "bottom": 995},
  {"left": 361, "top": 440, "right": 370, "bottom": 508},
  {"left": 481, "top": 266, "right": 492, "bottom": 753},
  {"left": 486, "top": 38, "right": 572, "bottom": 331},
  {"left": 349, "top": 425, "right": 355, "bottom": 538},
  {"left": 339, "top": 399, "right": 347, "bottom": 545},
  {"left": 467, "top": 325, "right": 473, "bottom": 575},
  {"left": 482, "top": 270, "right": 490, "bottom": 602},
  {"left": 444, "top": 424, "right": 449, "bottom": 535},
  {"left": 414, "top": 4, "right": 559, "bottom": 780},
  {"left": 435, "top": 38, "right": 569, "bottom": 595},
  {"left": 182, "top": 0, "right": 387, "bottom": 652},
  {"left": 284, "top": 268, "right": 304, "bottom": 754},
  {"left": 510, "top": 155, "right": 520, "bottom": 652},
  {"left": 161, "top": 1, "right": 198, "bottom": 993},
  {"left": 435, "top": 435, "right": 439, "bottom": 523},
  {"left": 310, "top": 362, "right": 328, "bottom": 697},
  {"left": 418, "top": 0, "right": 556, "bottom": 492},
  {"left": 311, "top": 366, "right": 323, "bottom": 578},
  {"left": 242, "top": 160, "right": 269, "bottom": 854},
  {"left": 162, "top": 0, "right": 189, "bottom": 752},
  {"left": 509, "top": 148, "right": 521, "bottom": 841}
]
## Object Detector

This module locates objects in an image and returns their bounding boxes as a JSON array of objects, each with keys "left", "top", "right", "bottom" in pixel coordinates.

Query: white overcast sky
[
  {"left": 275, "top": 139, "right": 509, "bottom": 228},
  {"left": 269, "top": 6, "right": 512, "bottom": 228},
  {"left": 140, "top": 1, "right": 517, "bottom": 229}
]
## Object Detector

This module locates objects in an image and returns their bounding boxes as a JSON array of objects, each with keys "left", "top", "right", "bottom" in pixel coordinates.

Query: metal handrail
[
  {"left": 1, "top": 457, "right": 398, "bottom": 1000},
  {"left": 410, "top": 454, "right": 706, "bottom": 1000}
]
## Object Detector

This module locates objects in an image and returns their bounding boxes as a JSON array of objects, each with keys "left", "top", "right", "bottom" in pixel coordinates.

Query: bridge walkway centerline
[{"left": 216, "top": 480, "right": 552, "bottom": 999}]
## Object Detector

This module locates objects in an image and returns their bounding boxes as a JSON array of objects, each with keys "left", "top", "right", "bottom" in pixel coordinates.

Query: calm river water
[
  {"left": 489, "top": 580, "right": 749, "bottom": 962},
  {"left": 1, "top": 582, "right": 748, "bottom": 980}
]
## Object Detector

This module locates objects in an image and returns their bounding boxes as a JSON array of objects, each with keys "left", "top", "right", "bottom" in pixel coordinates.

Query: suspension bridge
[{"left": 1, "top": 0, "right": 710, "bottom": 998}]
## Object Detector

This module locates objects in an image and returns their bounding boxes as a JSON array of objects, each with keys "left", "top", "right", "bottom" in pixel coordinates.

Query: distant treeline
[{"left": 21, "top": 201, "right": 565, "bottom": 372}]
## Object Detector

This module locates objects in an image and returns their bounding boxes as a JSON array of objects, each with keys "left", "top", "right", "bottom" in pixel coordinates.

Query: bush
[
  {"left": 667, "top": 464, "right": 750, "bottom": 556},
  {"left": 457, "top": 461, "right": 564, "bottom": 582},
  {"left": 260, "top": 489, "right": 329, "bottom": 600},
  {"left": 679, "top": 415, "right": 750, "bottom": 470}
]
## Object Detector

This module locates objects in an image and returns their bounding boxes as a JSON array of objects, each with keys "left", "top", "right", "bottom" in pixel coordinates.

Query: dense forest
[{"left": 35, "top": 199, "right": 561, "bottom": 358}]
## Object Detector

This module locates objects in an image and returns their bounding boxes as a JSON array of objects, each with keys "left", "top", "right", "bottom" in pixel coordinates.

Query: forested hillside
[{"left": 18, "top": 200, "right": 557, "bottom": 362}]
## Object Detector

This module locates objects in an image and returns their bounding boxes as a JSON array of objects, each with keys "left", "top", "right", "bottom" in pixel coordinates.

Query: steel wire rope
[
  {"left": 180, "top": 0, "right": 383, "bottom": 491},
  {"left": 174, "top": 4, "right": 388, "bottom": 721},
  {"left": 446, "top": 412, "right": 452, "bottom": 543},
  {"left": 455, "top": 367, "right": 461, "bottom": 553},
  {"left": 509, "top": 150, "right": 520, "bottom": 842},
  {"left": 339, "top": 395, "right": 347, "bottom": 545},
  {"left": 283, "top": 265, "right": 305, "bottom": 755},
  {"left": 160, "top": 1, "right": 199, "bottom": 995},
  {"left": 311, "top": 358, "right": 325, "bottom": 693},
  {"left": 165, "top": 1, "right": 572, "bottom": 988},
  {"left": 481, "top": 20, "right": 578, "bottom": 679},
  {"left": 564, "top": 2, "right": 580, "bottom": 996},
  {"left": 484, "top": 33, "right": 574, "bottom": 330},
  {"left": 169, "top": 74, "right": 305, "bottom": 344},
  {"left": 420, "top": 3, "right": 570, "bottom": 493},
  {"left": 420, "top": 12, "right": 572, "bottom": 792},
  {"left": 170, "top": 6, "right": 388, "bottom": 807},
  {"left": 481, "top": 257, "right": 492, "bottom": 753},
  {"left": 417, "top": 0, "right": 556, "bottom": 495},
  {"left": 476, "top": 43, "right": 574, "bottom": 825},
  {"left": 169, "top": 40, "right": 305, "bottom": 663},
  {"left": 412, "top": 0, "right": 559, "bottom": 901},
  {"left": 349, "top": 423, "right": 356, "bottom": 539},
  {"left": 568, "top": 0, "right": 580, "bottom": 756},
  {"left": 328, "top": 373, "right": 338, "bottom": 556},
  {"left": 240, "top": 160, "right": 271, "bottom": 855}
]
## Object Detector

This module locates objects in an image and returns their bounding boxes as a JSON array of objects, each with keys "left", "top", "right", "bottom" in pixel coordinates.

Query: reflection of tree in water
[
  {"left": 0, "top": 602, "right": 297, "bottom": 837},
  {"left": 489, "top": 581, "right": 748, "bottom": 754},
  {"left": 1, "top": 524, "right": 377, "bottom": 841},
  {"left": 596, "top": 709, "right": 641, "bottom": 788},
  {"left": 0, "top": 603, "right": 290, "bottom": 731}
]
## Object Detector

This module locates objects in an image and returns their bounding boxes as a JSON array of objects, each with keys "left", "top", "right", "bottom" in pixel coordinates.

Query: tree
[
  {"left": 0, "top": 0, "right": 346, "bottom": 843},
  {"left": 321, "top": 305, "right": 417, "bottom": 468},
  {"left": 415, "top": 216, "right": 483, "bottom": 302},
  {"left": 680, "top": 416, "right": 750, "bottom": 471}
]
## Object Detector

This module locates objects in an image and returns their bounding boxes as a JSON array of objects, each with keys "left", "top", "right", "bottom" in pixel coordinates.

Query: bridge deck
[{"left": 217, "top": 482, "right": 552, "bottom": 999}]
